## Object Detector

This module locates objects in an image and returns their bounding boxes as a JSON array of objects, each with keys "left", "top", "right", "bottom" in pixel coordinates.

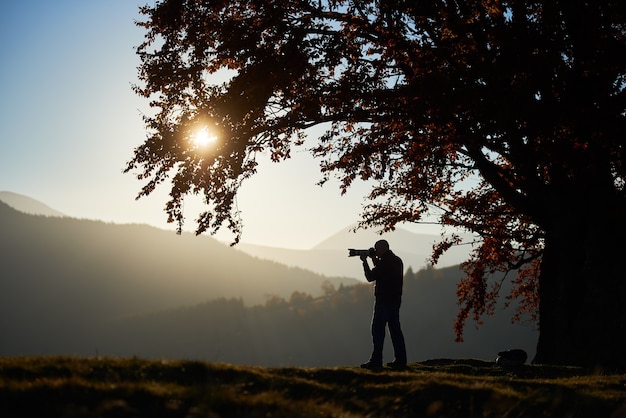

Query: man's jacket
[{"left": 363, "top": 250, "right": 403, "bottom": 302}]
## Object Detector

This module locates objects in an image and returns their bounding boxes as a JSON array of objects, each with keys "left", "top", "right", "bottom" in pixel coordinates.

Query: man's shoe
[
  {"left": 360, "top": 361, "right": 382, "bottom": 370},
  {"left": 386, "top": 361, "right": 407, "bottom": 369}
]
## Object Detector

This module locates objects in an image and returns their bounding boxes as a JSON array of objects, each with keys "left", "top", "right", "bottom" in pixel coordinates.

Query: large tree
[{"left": 126, "top": 0, "right": 626, "bottom": 368}]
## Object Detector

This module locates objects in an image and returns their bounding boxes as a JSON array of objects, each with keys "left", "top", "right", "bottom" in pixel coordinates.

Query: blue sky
[{"left": 0, "top": 1, "right": 438, "bottom": 249}]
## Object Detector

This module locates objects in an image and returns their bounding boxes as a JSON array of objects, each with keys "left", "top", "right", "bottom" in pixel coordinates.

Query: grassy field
[{"left": 1, "top": 357, "right": 626, "bottom": 417}]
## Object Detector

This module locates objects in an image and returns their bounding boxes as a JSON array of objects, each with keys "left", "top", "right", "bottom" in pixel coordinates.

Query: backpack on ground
[{"left": 495, "top": 349, "right": 527, "bottom": 367}]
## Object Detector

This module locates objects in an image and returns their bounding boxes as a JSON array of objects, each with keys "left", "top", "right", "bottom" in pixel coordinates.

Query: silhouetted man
[{"left": 360, "top": 239, "right": 407, "bottom": 369}]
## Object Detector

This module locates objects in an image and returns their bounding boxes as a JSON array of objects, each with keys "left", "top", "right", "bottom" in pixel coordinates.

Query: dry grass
[{"left": 1, "top": 357, "right": 626, "bottom": 417}]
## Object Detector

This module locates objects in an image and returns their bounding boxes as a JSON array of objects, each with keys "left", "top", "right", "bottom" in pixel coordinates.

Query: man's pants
[{"left": 369, "top": 298, "right": 407, "bottom": 365}]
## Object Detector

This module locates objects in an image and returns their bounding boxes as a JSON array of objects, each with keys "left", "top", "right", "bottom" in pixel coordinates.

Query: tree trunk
[{"left": 534, "top": 192, "right": 626, "bottom": 370}]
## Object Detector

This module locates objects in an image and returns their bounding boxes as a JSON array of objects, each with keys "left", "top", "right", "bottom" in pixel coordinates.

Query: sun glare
[{"left": 192, "top": 126, "right": 217, "bottom": 148}]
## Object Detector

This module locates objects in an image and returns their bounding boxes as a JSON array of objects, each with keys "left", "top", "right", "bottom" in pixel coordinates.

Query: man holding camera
[{"left": 359, "top": 239, "right": 407, "bottom": 369}]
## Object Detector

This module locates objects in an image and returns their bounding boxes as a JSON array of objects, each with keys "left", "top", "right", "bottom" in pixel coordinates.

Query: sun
[{"left": 192, "top": 126, "right": 217, "bottom": 148}]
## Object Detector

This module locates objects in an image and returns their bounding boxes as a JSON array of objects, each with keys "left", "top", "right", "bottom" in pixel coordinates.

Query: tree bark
[{"left": 534, "top": 191, "right": 626, "bottom": 370}]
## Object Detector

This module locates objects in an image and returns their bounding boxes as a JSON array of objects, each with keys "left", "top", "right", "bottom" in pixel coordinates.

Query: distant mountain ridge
[
  {"left": 0, "top": 200, "right": 359, "bottom": 354},
  {"left": 0, "top": 195, "right": 538, "bottom": 365},
  {"left": 0, "top": 191, "right": 473, "bottom": 279},
  {"left": 0, "top": 191, "right": 66, "bottom": 217},
  {"left": 311, "top": 223, "right": 437, "bottom": 251},
  {"left": 237, "top": 224, "right": 473, "bottom": 279}
]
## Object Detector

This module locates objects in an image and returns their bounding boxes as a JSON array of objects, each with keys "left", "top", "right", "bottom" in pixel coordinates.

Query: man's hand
[{"left": 360, "top": 254, "right": 368, "bottom": 262}]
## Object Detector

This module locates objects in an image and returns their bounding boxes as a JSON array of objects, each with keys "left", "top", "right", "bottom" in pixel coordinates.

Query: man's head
[{"left": 374, "top": 240, "right": 390, "bottom": 257}]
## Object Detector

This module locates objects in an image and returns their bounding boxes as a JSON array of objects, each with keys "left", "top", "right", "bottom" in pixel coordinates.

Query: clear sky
[{"left": 0, "top": 1, "right": 439, "bottom": 249}]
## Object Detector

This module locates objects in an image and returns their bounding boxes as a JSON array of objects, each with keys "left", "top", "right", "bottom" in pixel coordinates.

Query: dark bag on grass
[{"left": 496, "top": 349, "right": 527, "bottom": 367}]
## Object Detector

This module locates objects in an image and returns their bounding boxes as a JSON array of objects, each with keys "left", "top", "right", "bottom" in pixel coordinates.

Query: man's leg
[
  {"left": 369, "top": 302, "right": 389, "bottom": 365},
  {"left": 388, "top": 306, "right": 407, "bottom": 365}
]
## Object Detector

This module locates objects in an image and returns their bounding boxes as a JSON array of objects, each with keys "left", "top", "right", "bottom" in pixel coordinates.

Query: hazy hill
[
  {"left": 237, "top": 224, "right": 474, "bottom": 279},
  {"left": 0, "top": 191, "right": 470, "bottom": 279},
  {"left": 0, "top": 191, "right": 66, "bottom": 217},
  {"left": 0, "top": 201, "right": 357, "bottom": 355},
  {"left": 313, "top": 223, "right": 438, "bottom": 251}
]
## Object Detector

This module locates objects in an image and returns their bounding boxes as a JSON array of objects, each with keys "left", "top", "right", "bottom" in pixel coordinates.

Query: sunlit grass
[{"left": 1, "top": 357, "right": 625, "bottom": 417}]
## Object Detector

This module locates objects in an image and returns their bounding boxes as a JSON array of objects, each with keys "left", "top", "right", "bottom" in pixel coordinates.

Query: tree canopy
[{"left": 126, "top": 0, "right": 626, "bottom": 366}]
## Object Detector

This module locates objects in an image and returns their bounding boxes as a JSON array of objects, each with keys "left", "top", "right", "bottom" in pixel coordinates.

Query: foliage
[
  {"left": 2, "top": 356, "right": 626, "bottom": 418},
  {"left": 125, "top": 0, "right": 626, "bottom": 344}
]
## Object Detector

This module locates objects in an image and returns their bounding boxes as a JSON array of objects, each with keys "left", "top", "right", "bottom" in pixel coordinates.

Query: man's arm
[{"left": 360, "top": 255, "right": 377, "bottom": 282}]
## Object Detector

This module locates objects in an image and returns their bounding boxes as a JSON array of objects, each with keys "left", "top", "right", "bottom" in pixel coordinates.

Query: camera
[{"left": 348, "top": 248, "right": 375, "bottom": 257}]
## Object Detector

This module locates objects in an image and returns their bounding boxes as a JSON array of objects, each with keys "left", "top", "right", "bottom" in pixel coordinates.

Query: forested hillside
[{"left": 94, "top": 266, "right": 537, "bottom": 366}]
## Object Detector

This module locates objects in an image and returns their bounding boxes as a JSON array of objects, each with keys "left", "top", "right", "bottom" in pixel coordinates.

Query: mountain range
[
  {"left": 237, "top": 225, "right": 472, "bottom": 279},
  {"left": 0, "top": 191, "right": 67, "bottom": 217},
  {"left": 0, "top": 191, "right": 472, "bottom": 279},
  {"left": 0, "top": 192, "right": 537, "bottom": 365},
  {"left": 0, "top": 196, "right": 358, "bottom": 309}
]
